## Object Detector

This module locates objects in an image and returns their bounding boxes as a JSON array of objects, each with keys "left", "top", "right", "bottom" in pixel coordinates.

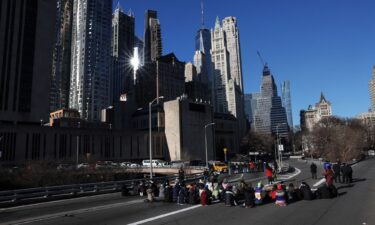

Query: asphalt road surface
[{"left": 1, "top": 158, "right": 374, "bottom": 225}]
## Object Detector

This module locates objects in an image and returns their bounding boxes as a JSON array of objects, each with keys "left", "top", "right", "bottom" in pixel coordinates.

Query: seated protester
[
  {"left": 299, "top": 182, "right": 313, "bottom": 200},
  {"left": 146, "top": 184, "right": 154, "bottom": 202},
  {"left": 164, "top": 183, "right": 173, "bottom": 202},
  {"left": 188, "top": 184, "right": 197, "bottom": 204},
  {"left": 172, "top": 183, "right": 181, "bottom": 203},
  {"left": 200, "top": 187, "right": 208, "bottom": 206},
  {"left": 244, "top": 183, "right": 255, "bottom": 208},
  {"left": 212, "top": 183, "right": 220, "bottom": 201},
  {"left": 275, "top": 184, "right": 287, "bottom": 206},
  {"left": 177, "top": 185, "right": 187, "bottom": 205},
  {"left": 287, "top": 183, "right": 299, "bottom": 203},
  {"left": 225, "top": 185, "right": 236, "bottom": 206},
  {"left": 270, "top": 184, "right": 278, "bottom": 201},
  {"left": 254, "top": 182, "right": 264, "bottom": 205},
  {"left": 155, "top": 184, "right": 165, "bottom": 201},
  {"left": 317, "top": 184, "right": 331, "bottom": 199}
]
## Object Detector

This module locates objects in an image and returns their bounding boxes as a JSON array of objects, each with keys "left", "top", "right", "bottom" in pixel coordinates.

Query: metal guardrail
[{"left": 0, "top": 173, "right": 204, "bottom": 205}]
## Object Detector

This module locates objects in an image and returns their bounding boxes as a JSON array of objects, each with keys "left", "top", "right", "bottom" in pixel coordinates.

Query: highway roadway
[{"left": 1, "top": 158, "right": 374, "bottom": 225}]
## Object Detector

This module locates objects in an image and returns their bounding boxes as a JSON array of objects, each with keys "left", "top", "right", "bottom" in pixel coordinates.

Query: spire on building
[
  {"left": 201, "top": 0, "right": 205, "bottom": 29},
  {"left": 115, "top": 1, "right": 123, "bottom": 12},
  {"left": 320, "top": 92, "right": 327, "bottom": 103},
  {"left": 215, "top": 16, "right": 220, "bottom": 29},
  {"left": 128, "top": 8, "right": 134, "bottom": 17}
]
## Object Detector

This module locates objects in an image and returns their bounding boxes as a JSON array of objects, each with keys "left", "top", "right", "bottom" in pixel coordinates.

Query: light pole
[
  {"left": 149, "top": 96, "right": 164, "bottom": 179},
  {"left": 276, "top": 122, "right": 287, "bottom": 171},
  {"left": 204, "top": 123, "right": 215, "bottom": 168},
  {"left": 76, "top": 122, "right": 80, "bottom": 167}
]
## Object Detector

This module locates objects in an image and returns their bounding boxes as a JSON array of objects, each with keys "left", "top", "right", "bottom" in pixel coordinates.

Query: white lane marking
[
  {"left": 0, "top": 192, "right": 120, "bottom": 212},
  {"left": 278, "top": 168, "right": 301, "bottom": 180},
  {"left": 127, "top": 205, "right": 202, "bottom": 225},
  {"left": 4, "top": 199, "right": 143, "bottom": 225},
  {"left": 313, "top": 178, "right": 326, "bottom": 187}
]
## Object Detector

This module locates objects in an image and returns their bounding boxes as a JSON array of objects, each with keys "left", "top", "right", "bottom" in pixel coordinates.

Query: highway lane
[{"left": 1, "top": 158, "right": 374, "bottom": 225}]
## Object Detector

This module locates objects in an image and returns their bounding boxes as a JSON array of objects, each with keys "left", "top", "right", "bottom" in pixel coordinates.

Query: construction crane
[{"left": 257, "top": 50, "right": 266, "bottom": 67}]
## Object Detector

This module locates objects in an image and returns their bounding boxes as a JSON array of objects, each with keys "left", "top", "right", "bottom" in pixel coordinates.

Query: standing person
[
  {"left": 332, "top": 161, "right": 341, "bottom": 183},
  {"left": 250, "top": 161, "right": 255, "bottom": 172},
  {"left": 265, "top": 164, "right": 273, "bottom": 184},
  {"left": 310, "top": 162, "right": 317, "bottom": 179},
  {"left": 347, "top": 164, "right": 353, "bottom": 183},
  {"left": 178, "top": 166, "right": 185, "bottom": 182},
  {"left": 323, "top": 166, "right": 334, "bottom": 186}
]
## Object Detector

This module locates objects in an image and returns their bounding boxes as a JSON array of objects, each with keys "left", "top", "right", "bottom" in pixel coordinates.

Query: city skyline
[{"left": 117, "top": 0, "right": 375, "bottom": 125}]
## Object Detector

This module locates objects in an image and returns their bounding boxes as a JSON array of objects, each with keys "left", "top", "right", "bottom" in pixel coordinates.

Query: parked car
[
  {"left": 57, "top": 164, "right": 74, "bottom": 171},
  {"left": 142, "top": 159, "right": 167, "bottom": 167},
  {"left": 120, "top": 162, "right": 132, "bottom": 168},
  {"left": 170, "top": 160, "right": 189, "bottom": 168},
  {"left": 76, "top": 163, "right": 89, "bottom": 169}
]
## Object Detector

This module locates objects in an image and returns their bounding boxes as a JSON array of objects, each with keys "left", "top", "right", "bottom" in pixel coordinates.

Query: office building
[
  {"left": 69, "top": 0, "right": 112, "bottom": 121},
  {"left": 0, "top": 0, "right": 56, "bottom": 124},
  {"left": 281, "top": 80, "right": 293, "bottom": 130},
  {"left": 369, "top": 66, "right": 375, "bottom": 112},
  {"left": 50, "top": 0, "right": 73, "bottom": 112},
  {"left": 144, "top": 10, "right": 162, "bottom": 63},
  {"left": 253, "top": 65, "right": 288, "bottom": 136},
  {"left": 111, "top": 3, "right": 135, "bottom": 105}
]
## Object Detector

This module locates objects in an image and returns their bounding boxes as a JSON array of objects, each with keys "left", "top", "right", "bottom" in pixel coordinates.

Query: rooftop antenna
[
  {"left": 257, "top": 50, "right": 266, "bottom": 67},
  {"left": 201, "top": 0, "right": 205, "bottom": 29}
]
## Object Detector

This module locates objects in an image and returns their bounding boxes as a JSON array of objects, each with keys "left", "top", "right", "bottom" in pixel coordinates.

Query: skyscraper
[
  {"left": 253, "top": 65, "right": 288, "bottom": 136},
  {"left": 211, "top": 16, "right": 246, "bottom": 135},
  {"left": 50, "top": 0, "right": 73, "bottom": 112},
  {"left": 111, "top": 3, "right": 135, "bottom": 105},
  {"left": 0, "top": 0, "right": 56, "bottom": 124},
  {"left": 281, "top": 80, "right": 293, "bottom": 129},
  {"left": 69, "top": 0, "right": 112, "bottom": 121},
  {"left": 369, "top": 66, "right": 375, "bottom": 112},
  {"left": 144, "top": 10, "right": 162, "bottom": 63}
]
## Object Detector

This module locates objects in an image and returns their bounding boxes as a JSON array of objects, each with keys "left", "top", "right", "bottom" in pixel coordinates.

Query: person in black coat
[
  {"left": 299, "top": 182, "right": 313, "bottom": 200},
  {"left": 244, "top": 184, "right": 255, "bottom": 208},
  {"left": 332, "top": 161, "right": 341, "bottom": 183},
  {"left": 310, "top": 162, "right": 317, "bottom": 179}
]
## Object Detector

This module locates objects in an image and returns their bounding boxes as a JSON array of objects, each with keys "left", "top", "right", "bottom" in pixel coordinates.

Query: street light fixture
[
  {"left": 149, "top": 96, "right": 164, "bottom": 180},
  {"left": 204, "top": 122, "right": 215, "bottom": 168}
]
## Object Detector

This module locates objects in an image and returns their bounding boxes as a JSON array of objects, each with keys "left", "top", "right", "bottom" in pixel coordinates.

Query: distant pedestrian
[
  {"left": 178, "top": 166, "right": 185, "bottom": 182},
  {"left": 310, "top": 162, "right": 317, "bottom": 179},
  {"left": 323, "top": 166, "right": 334, "bottom": 186},
  {"left": 265, "top": 164, "right": 273, "bottom": 184},
  {"left": 332, "top": 160, "right": 341, "bottom": 183}
]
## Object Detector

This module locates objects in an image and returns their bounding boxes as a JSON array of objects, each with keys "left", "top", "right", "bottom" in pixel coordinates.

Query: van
[{"left": 142, "top": 159, "right": 166, "bottom": 167}]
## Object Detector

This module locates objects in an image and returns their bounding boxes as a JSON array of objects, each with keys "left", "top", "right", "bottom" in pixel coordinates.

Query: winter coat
[
  {"left": 188, "top": 187, "right": 197, "bottom": 204},
  {"left": 172, "top": 184, "right": 180, "bottom": 202},
  {"left": 299, "top": 185, "right": 313, "bottom": 200},
  {"left": 225, "top": 189, "right": 235, "bottom": 206},
  {"left": 200, "top": 189, "right": 207, "bottom": 205},
  {"left": 178, "top": 187, "right": 187, "bottom": 204},
  {"left": 244, "top": 187, "right": 255, "bottom": 207},
  {"left": 254, "top": 187, "right": 263, "bottom": 205},
  {"left": 266, "top": 167, "right": 273, "bottom": 178},
  {"left": 164, "top": 186, "right": 172, "bottom": 202},
  {"left": 324, "top": 169, "right": 334, "bottom": 186},
  {"left": 310, "top": 163, "right": 317, "bottom": 173},
  {"left": 275, "top": 189, "right": 286, "bottom": 206}
]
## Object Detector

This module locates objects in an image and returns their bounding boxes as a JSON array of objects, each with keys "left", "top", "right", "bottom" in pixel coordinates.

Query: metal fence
[{"left": 0, "top": 173, "right": 203, "bottom": 206}]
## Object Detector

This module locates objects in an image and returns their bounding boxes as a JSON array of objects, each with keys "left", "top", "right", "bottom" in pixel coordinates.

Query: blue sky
[{"left": 117, "top": 0, "right": 375, "bottom": 125}]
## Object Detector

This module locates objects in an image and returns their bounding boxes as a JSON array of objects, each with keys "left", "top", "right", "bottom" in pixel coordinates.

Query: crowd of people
[
  {"left": 310, "top": 160, "right": 353, "bottom": 184},
  {"left": 122, "top": 160, "right": 350, "bottom": 208}
]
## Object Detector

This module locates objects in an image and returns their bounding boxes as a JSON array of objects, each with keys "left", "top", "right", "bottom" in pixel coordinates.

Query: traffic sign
[{"left": 278, "top": 144, "right": 284, "bottom": 151}]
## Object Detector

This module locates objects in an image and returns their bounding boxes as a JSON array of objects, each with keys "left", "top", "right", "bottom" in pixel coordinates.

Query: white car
[
  {"left": 77, "top": 163, "right": 89, "bottom": 169},
  {"left": 368, "top": 150, "right": 375, "bottom": 156}
]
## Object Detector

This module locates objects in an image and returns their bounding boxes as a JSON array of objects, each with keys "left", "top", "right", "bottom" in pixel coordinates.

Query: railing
[{"left": 0, "top": 173, "right": 203, "bottom": 206}]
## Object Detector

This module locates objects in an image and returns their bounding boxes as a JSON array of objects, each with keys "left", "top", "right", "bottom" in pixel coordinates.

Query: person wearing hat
[
  {"left": 275, "top": 184, "right": 287, "bottom": 206},
  {"left": 254, "top": 182, "right": 264, "bottom": 205}
]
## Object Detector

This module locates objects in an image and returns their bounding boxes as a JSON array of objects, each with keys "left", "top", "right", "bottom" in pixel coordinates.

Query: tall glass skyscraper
[
  {"left": 369, "top": 66, "right": 375, "bottom": 112},
  {"left": 281, "top": 80, "right": 293, "bottom": 129},
  {"left": 69, "top": 0, "right": 112, "bottom": 121},
  {"left": 195, "top": 29, "right": 212, "bottom": 83},
  {"left": 253, "top": 65, "right": 288, "bottom": 136}
]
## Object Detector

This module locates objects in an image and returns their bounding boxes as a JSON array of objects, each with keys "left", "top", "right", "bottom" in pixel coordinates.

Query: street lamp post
[
  {"left": 149, "top": 96, "right": 164, "bottom": 180},
  {"left": 276, "top": 122, "right": 287, "bottom": 171},
  {"left": 204, "top": 123, "right": 215, "bottom": 168},
  {"left": 76, "top": 122, "right": 80, "bottom": 167}
]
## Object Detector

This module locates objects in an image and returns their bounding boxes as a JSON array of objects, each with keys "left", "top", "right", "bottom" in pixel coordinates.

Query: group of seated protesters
[{"left": 122, "top": 175, "right": 339, "bottom": 207}]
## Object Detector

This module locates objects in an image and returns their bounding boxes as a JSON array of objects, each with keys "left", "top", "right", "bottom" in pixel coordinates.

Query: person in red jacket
[
  {"left": 265, "top": 164, "right": 273, "bottom": 184},
  {"left": 323, "top": 166, "right": 334, "bottom": 186}
]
